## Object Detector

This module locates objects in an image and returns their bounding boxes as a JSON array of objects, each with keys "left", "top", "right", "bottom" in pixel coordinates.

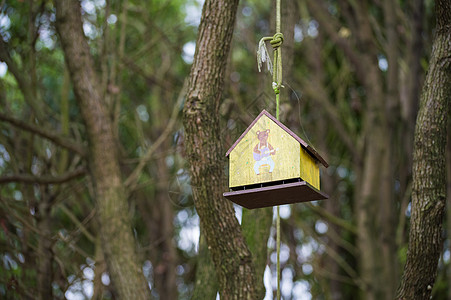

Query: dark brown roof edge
[
  {"left": 225, "top": 109, "right": 268, "bottom": 157},
  {"left": 225, "top": 109, "right": 329, "bottom": 168}
]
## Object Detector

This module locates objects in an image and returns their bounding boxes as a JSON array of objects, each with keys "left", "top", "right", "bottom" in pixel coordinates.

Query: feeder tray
[
  {"left": 224, "top": 110, "right": 328, "bottom": 209},
  {"left": 224, "top": 180, "right": 328, "bottom": 209}
]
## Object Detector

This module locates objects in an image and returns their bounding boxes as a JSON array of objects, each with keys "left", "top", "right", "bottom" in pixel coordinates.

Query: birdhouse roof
[{"left": 225, "top": 110, "right": 328, "bottom": 167}]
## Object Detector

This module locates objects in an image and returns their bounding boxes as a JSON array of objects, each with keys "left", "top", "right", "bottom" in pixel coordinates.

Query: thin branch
[
  {"left": 0, "top": 197, "right": 40, "bottom": 235},
  {"left": 313, "top": 266, "right": 360, "bottom": 286},
  {"left": 300, "top": 77, "right": 362, "bottom": 164},
  {"left": 325, "top": 221, "right": 358, "bottom": 256},
  {"left": 125, "top": 80, "right": 187, "bottom": 190},
  {"left": 306, "top": 202, "right": 358, "bottom": 235},
  {"left": 0, "top": 166, "right": 87, "bottom": 185},
  {"left": 0, "top": 112, "right": 87, "bottom": 156},
  {"left": 0, "top": 38, "right": 45, "bottom": 120},
  {"left": 58, "top": 234, "right": 91, "bottom": 259},
  {"left": 58, "top": 203, "right": 96, "bottom": 243},
  {"left": 304, "top": 0, "right": 367, "bottom": 82},
  {"left": 295, "top": 218, "right": 366, "bottom": 291},
  {"left": 121, "top": 56, "right": 177, "bottom": 91}
]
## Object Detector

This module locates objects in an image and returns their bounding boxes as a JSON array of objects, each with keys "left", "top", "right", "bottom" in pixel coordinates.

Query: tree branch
[
  {"left": 121, "top": 56, "right": 176, "bottom": 91},
  {"left": 125, "top": 80, "right": 186, "bottom": 190},
  {"left": 0, "top": 166, "right": 87, "bottom": 184},
  {"left": 0, "top": 112, "right": 87, "bottom": 156},
  {"left": 300, "top": 77, "right": 362, "bottom": 164},
  {"left": 294, "top": 216, "right": 366, "bottom": 291},
  {"left": 58, "top": 203, "right": 96, "bottom": 243},
  {"left": 0, "top": 38, "right": 45, "bottom": 120},
  {"left": 306, "top": 202, "right": 358, "bottom": 235},
  {"left": 304, "top": 0, "right": 368, "bottom": 82}
]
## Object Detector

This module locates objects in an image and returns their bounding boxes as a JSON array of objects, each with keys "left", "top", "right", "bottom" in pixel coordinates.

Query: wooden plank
[
  {"left": 223, "top": 181, "right": 329, "bottom": 209},
  {"left": 300, "top": 147, "right": 320, "bottom": 190}
]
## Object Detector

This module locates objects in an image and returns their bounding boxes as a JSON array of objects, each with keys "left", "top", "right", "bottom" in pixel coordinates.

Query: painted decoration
[{"left": 253, "top": 129, "right": 276, "bottom": 174}]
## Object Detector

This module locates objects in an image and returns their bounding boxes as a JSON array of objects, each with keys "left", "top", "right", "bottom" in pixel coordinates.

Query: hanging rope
[
  {"left": 256, "top": 0, "right": 283, "bottom": 299},
  {"left": 257, "top": 6, "right": 284, "bottom": 120}
]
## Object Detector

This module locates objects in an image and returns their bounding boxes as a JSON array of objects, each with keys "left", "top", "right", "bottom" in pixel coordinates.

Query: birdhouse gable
[
  {"left": 225, "top": 110, "right": 327, "bottom": 190},
  {"left": 225, "top": 110, "right": 327, "bottom": 167}
]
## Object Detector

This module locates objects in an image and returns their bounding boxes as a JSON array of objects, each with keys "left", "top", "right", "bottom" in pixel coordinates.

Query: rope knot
[
  {"left": 272, "top": 82, "right": 280, "bottom": 94},
  {"left": 270, "top": 33, "right": 284, "bottom": 50}
]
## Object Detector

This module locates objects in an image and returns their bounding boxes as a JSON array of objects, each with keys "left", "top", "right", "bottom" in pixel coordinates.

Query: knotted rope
[
  {"left": 270, "top": 32, "right": 284, "bottom": 94},
  {"left": 257, "top": 32, "right": 284, "bottom": 94}
]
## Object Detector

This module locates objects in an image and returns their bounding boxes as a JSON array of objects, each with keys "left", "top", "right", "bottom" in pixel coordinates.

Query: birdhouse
[{"left": 223, "top": 109, "right": 328, "bottom": 209}]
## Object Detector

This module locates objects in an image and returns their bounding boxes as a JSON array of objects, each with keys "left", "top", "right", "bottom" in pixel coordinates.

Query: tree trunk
[
  {"left": 54, "top": 1, "right": 150, "bottom": 299},
  {"left": 192, "top": 233, "right": 219, "bottom": 300},
  {"left": 92, "top": 236, "right": 106, "bottom": 300},
  {"left": 400, "top": 0, "right": 424, "bottom": 195},
  {"left": 397, "top": 0, "right": 425, "bottom": 251},
  {"left": 352, "top": 3, "right": 397, "bottom": 298},
  {"left": 303, "top": 2, "right": 399, "bottom": 297},
  {"left": 153, "top": 156, "right": 177, "bottom": 300},
  {"left": 396, "top": 1, "right": 451, "bottom": 298},
  {"left": 447, "top": 121, "right": 451, "bottom": 300},
  {"left": 357, "top": 42, "right": 392, "bottom": 300},
  {"left": 183, "top": 0, "right": 257, "bottom": 298},
  {"left": 37, "top": 192, "right": 53, "bottom": 300},
  {"left": 241, "top": 208, "right": 272, "bottom": 299}
]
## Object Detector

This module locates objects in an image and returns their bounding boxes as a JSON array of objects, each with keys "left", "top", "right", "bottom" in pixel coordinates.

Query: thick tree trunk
[
  {"left": 183, "top": 0, "right": 257, "bottom": 298},
  {"left": 396, "top": 1, "right": 451, "bottom": 298},
  {"left": 54, "top": 1, "right": 150, "bottom": 299}
]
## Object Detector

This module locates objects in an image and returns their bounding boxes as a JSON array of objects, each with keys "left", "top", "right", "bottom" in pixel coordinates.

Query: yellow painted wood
[
  {"left": 299, "top": 147, "right": 320, "bottom": 189},
  {"left": 229, "top": 114, "right": 300, "bottom": 187}
]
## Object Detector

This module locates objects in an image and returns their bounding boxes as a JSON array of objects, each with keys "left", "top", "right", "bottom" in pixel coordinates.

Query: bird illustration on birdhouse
[{"left": 224, "top": 109, "right": 329, "bottom": 209}]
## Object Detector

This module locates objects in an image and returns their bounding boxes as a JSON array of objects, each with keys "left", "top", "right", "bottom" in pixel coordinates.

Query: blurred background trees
[{"left": 0, "top": 0, "right": 449, "bottom": 299}]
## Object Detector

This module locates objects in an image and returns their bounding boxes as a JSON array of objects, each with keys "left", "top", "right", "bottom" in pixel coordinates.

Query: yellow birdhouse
[{"left": 223, "top": 109, "right": 328, "bottom": 209}]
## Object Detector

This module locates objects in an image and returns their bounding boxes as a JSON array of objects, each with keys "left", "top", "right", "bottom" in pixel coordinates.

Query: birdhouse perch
[{"left": 223, "top": 109, "right": 329, "bottom": 209}]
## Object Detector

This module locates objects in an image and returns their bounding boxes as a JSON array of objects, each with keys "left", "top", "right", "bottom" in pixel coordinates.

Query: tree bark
[
  {"left": 396, "top": 0, "right": 451, "bottom": 298},
  {"left": 183, "top": 0, "right": 257, "bottom": 298},
  {"left": 54, "top": 1, "right": 150, "bottom": 299}
]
